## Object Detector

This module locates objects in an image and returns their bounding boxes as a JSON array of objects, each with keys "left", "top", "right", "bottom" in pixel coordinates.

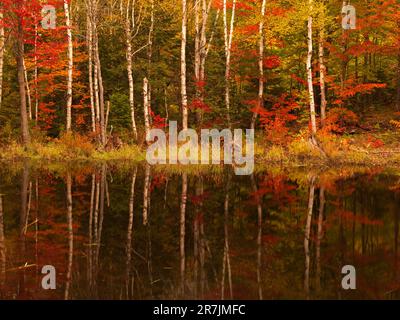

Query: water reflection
[{"left": 0, "top": 164, "right": 399, "bottom": 300}]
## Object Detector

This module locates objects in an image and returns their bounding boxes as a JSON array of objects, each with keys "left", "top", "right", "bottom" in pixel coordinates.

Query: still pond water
[{"left": 0, "top": 162, "right": 400, "bottom": 300}]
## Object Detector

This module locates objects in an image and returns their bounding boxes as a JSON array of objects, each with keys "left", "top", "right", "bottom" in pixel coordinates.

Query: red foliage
[
  {"left": 189, "top": 99, "right": 212, "bottom": 113},
  {"left": 320, "top": 107, "right": 358, "bottom": 135},
  {"left": 251, "top": 94, "right": 299, "bottom": 145}
]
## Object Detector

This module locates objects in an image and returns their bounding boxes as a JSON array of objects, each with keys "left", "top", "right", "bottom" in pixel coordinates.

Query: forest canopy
[{"left": 0, "top": 0, "right": 398, "bottom": 159}]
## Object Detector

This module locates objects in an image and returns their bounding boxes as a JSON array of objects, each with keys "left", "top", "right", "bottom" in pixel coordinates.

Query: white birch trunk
[
  {"left": 34, "top": 25, "right": 38, "bottom": 124},
  {"left": 319, "top": 20, "right": 327, "bottom": 127},
  {"left": 143, "top": 77, "right": 150, "bottom": 142},
  {"left": 307, "top": 0, "right": 317, "bottom": 140},
  {"left": 23, "top": 58, "right": 32, "bottom": 120},
  {"left": 87, "top": 9, "right": 96, "bottom": 132},
  {"left": 223, "top": 0, "right": 236, "bottom": 127},
  {"left": 125, "top": 0, "right": 138, "bottom": 139},
  {"left": 252, "top": 0, "right": 266, "bottom": 130},
  {"left": 181, "top": 0, "right": 188, "bottom": 130},
  {"left": 64, "top": 0, "right": 74, "bottom": 132}
]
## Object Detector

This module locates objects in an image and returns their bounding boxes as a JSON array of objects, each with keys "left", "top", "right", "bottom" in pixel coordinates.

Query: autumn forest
[{"left": 0, "top": 0, "right": 400, "bottom": 302}]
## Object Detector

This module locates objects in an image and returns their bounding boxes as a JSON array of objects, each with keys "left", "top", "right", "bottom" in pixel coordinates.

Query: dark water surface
[{"left": 0, "top": 162, "right": 400, "bottom": 300}]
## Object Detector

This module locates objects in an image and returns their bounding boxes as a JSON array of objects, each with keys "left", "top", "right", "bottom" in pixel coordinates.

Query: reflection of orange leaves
[
  {"left": 151, "top": 175, "right": 167, "bottom": 191},
  {"left": 257, "top": 174, "right": 297, "bottom": 208},
  {"left": 262, "top": 235, "right": 280, "bottom": 246},
  {"left": 189, "top": 192, "right": 210, "bottom": 205}
]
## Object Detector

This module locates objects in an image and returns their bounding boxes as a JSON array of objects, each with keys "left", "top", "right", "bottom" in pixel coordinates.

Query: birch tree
[
  {"left": 124, "top": 0, "right": 144, "bottom": 140},
  {"left": 319, "top": 3, "right": 327, "bottom": 127},
  {"left": 92, "top": 0, "right": 106, "bottom": 146},
  {"left": 251, "top": 0, "right": 267, "bottom": 130},
  {"left": 194, "top": 0, "right": 214, "bottom": 125},
  {"left": 181, "top": 0, "right": 188, "bottom": 130},
  {"left": 223, "top": 0, "right": 236, "bottom": 127},
  {"left": 16, "top": 2, "right": 30, "bottom": 145},
  {"left": 86, "top": 0, "right": 96, "bottom": 132},
  {"left": 307, "top": 0, "right": 317, "bottom": 145},
  {"left": 64, "top": 0, "right": 74, "bottom": 132},
  {"left": 143, "top": 77, "right": 150, "bottom": 142}
]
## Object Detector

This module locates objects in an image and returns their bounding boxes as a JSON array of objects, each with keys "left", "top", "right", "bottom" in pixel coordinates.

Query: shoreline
[{"left": 1, "top": 140, "right": 400, "bottom": 169}]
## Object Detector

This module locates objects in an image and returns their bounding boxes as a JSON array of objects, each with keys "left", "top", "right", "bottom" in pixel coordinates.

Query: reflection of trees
[
  {"left": 0, "top": 194, "right": 5, "bottom": 287},
  {"left": 193, "top": 177, "right": 206, "bottom": 299},
  {"left": 316, "top": 187, "right": 325, "bottom": 294},
  {"left": 304, "top": 176, "right": 315, "bottom": 299},
  {"left": 65, "top": 173, "right": 73, "bottom": 300},
  {"left": 88, "top": 165, "right": 106, "bottom": 298},
  {"left": 251, "top": 174, "right": 263, "bottom": 300},
  {"left": 18, "top": 161, "right": 29, "bottom": 297},
  {"left": 221, "top": 174, "right": 232, "bottom": 300},
  {"left": 180, "top": 173, "right": 187, "bottom": 296},
  {"left": 125, "top": 168, "right": 137, "bottom": 299},
  {"left": 3, "top": 166, "right": 400, "bottom": 299}
]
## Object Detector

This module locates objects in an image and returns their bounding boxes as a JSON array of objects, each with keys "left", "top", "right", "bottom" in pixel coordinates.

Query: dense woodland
[{"left": 0, "top": 0, "right": 399, "bottom": 157}]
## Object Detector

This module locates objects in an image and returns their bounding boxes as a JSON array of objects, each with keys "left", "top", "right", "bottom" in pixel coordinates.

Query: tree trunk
[
  {"left": 251, "top": 0, "right": 267, "bottom": 130},
  {"left": 319, "top": 12, "right": 327, "bottom": 127},
  {"left": 16, "top": 9, "right": 31, "bottom": 146},
  {"left": 87, "top": 13, "right": 96, "bottom": 132},
  {"left": 125, "top": 0, "right": 138, "bottom": 139},
  {"left": 223, "top": 0, "right": 236, "bottom": 127},
  {"left": 34, "top": 25, "right": 38, "bottom": 125},
  {"left": 93, "top": 19, "right": 105, "bottom": 146},
  {"left": 307, "top": 0, "right": 317, "bottom": 143},
  {"left": 181, "top": 0, "right": 188, "bottom": 130},
  {"left": 23, "top": 58, "right": 32, "bottom": 120},
  {"left": 194, "top": 0, "right": 201, "bottom": 124},
  {"left": 143, "top": 77, "right": 151, "bottom": 142},
  {"left": 64, "top": 0, "right": 74, "bottom": 132}
]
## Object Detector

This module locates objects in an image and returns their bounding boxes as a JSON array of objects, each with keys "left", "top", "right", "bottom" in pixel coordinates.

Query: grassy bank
[{"left": 1, "top": 132, "right": 400, "bottom": 167}]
